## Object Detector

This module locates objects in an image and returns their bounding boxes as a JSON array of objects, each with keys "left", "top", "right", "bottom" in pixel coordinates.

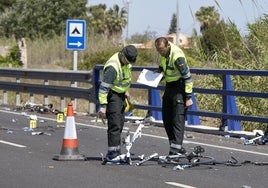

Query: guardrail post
[
  {"left": 30, "top": 93, "right": 34, "bottom": 103},
  {"left": 148, "top": 89, "right": 162, "bottom": 120},
  {"left": 16, "top": 78, "right": 20, "bottom": 106},
  {"left": 221, "top": 75, "right": 241, "bottom": 131},
  {"left": 60, "top": 97, "right": 65, "bottom": 112},
  {"left": 3, "top": 90, "right": 8, "bottom": 104},
  {"left": 44, "top": 80, "right": 49, "bottom": 105},
  {"left": 89, "top": 102, "right": 96, "bottom": 114},
  {"left": 187, "top": 93, "right": 200, "bottom": 125}
]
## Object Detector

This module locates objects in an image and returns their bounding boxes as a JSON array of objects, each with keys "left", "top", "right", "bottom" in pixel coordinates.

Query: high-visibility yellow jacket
[
  {"left": 159, "top": 42, "right": 193, "bottom": 95},
  {"left": 98, "top": 53, "right": 132, "bottom": 105}
]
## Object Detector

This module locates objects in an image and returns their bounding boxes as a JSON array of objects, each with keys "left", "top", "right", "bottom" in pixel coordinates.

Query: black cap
[{"left": 122, "top": 45, "right": 138, "bottom": 63}]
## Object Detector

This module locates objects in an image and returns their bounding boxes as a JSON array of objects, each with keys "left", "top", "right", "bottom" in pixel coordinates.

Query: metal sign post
[
  {"left": 73, "top": 51, "right": 78, "bottom": 71},
  {"left": 66, "top": 19, "right": 86, "bottom": 110}
]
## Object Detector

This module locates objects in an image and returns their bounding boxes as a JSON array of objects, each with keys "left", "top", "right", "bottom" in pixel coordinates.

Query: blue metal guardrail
[{"left": 94, "top": 65, "right": 268, "bottom": 131}]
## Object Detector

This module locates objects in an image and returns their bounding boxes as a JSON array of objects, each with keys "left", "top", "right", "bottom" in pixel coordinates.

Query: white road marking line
[
  {"left": 1, "top": 109, "right": 267, "bottom": 156},
  {"left": 165, "top": 182, "right": 197, "bottom": 188},
  {"left": 184, "top": 140, "right": 268, "bottom": 156},
  {"left": 0, "top": 140, "right": 26, "bottom": 148},
  {"left": 77, "top": 120, "right": 268, "bottom": 156}
]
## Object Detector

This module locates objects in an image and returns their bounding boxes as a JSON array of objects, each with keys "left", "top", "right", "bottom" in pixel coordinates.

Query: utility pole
[
  {"left": 176, "top": 0, "right": 180, "bottom": 46},
  {"left": 123, "top": 0, "right": 131, "bottom": 40}
]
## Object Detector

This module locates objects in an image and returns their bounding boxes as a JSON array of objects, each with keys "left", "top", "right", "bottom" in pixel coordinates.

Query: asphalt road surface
[{"left": 0, "top": 105, "right": 267, "bottom": 188}]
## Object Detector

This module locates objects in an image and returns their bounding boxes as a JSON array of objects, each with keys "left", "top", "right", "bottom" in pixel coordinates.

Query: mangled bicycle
[
  {"left": 99, "top": 120, "right": 267, "bottom": 169},
  {"left": 156, "top": 146, "right": 242, "bottom": 170},
  {"left": 101, "top": 122, "right": 146, "bottom": 165}
]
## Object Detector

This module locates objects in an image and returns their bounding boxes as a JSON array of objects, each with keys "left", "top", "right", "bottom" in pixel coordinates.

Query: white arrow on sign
[{"left": 68, "top": 41, "right": 82, "bottom": 47}]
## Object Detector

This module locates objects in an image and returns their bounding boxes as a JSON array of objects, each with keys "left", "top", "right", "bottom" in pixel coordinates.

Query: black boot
[
  {"left": 105, "top": 150, "right": 121, "bottom": 163},
  {"left": 168, "top": 147, "right": 186, "bottom": 155}
]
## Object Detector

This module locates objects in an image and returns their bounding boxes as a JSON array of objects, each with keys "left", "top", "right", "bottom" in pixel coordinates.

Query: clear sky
[{"left": 87, "top": 0, "right": 268, "bottom": 38}]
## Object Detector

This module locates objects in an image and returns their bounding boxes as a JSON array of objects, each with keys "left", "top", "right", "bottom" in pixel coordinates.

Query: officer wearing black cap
[{"left": 98, "top": 45, "right": 138, "bottom": 162}]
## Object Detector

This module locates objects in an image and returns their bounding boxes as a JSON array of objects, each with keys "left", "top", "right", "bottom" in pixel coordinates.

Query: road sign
[{"left": 66, "top": 19, "right": 86, "bottom": 50}]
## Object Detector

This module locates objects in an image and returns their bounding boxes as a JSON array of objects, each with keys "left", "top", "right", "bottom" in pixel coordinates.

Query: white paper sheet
[{"left": 137, "top": 69, "right": 163, "bottom": 88}]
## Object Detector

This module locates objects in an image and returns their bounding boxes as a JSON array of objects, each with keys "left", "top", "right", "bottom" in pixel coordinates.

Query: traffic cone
[{"left": 53, "top": 102, "right": 85, "bottom": 161}]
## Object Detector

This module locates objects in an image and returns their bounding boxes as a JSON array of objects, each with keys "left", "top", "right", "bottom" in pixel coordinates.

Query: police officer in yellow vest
[
  {"left": 98, "top": 45, "right": 138, "bottom": 162},
  {"left": 155, "top": 37, "right": 193, "bottom": 155}
]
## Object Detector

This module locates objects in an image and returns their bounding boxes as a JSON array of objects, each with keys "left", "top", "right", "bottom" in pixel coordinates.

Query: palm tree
[
  {"left": 88, "top": 4, "right": 127, "bottom": 38},
  {"left": 87, "top": 4, "right": 107, "bottom": 35},
  {"left": 195, "top": 6, "right": 220, "bottom": 33},
  {"left": 106, "top": 4, "right": 127, "bottom": 38}
]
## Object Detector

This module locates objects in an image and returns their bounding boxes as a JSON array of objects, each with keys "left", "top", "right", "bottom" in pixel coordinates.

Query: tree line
[
  {"left": 0, "top": 0, "right": 127, "bottom": 40},
  {"left": 2, "top": 0, "right": 266, "bottom": 68}
]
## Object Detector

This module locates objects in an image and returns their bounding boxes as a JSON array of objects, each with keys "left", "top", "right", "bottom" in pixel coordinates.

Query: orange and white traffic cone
[{"left": 53, "top": 102, "right": 85, "bottom": 161}]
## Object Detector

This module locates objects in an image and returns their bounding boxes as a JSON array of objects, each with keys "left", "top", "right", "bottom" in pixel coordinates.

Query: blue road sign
[{"left": 66, "top": 19, "right": 86, "bottom": 50}]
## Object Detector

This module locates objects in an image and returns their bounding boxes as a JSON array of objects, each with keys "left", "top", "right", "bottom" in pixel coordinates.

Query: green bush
[{"left": 0, "top": 45, "right": 23, "bottom": 67}]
